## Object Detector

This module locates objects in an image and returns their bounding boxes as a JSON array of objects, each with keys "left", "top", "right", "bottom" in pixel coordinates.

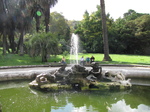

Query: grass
[
  {"left": 103, "top": 54, "right": 150, "bottom": 65},
  {"left": 0, "top": 53, "right": 150, "bottom": 66},
  {"left": 0, "top": 54, "right": 43, "bottom": 66},
  {"left": 77, "top": 53, "right": 150, "bottom": 65}
]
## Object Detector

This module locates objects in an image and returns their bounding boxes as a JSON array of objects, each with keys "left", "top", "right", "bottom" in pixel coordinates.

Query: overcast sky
[{"left": 51, "top": 0, "right": 150, "bottom": 20}]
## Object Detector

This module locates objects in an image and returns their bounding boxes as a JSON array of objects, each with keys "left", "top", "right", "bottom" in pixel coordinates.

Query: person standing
[
  {"left": 80, "top": 56, "right": 84, "bottom": 66},
  {"left": 86, "top": 57, "right": 90, "bottom": 64}
]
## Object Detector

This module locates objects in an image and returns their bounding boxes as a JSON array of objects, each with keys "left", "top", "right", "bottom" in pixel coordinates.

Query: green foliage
[
  {"left": 26, "top": 32, "right": 61, "bottom": 62},
  {"left": 111, "top": 13, "right": 150, "bottom": 54},
  {"left": 50, "top": 12, "right": 70, "bottom": 40},
  {"left": 82, "top": 50, "right": 87, "bottom": 53},
  {"left": 75, "top": 5, "right": 111, "bottom": 53},
  {"left": 50, "top": 12, "right": 71, "bottom": 53},
  {"left": 62, "top": 51, "right": 69, "bottom": 56},
  {"left": 67, "top": 20, "right": 80, "bottom": 33},
  {"left": 75, "top": 7, "right": 150, "bottom": 55}
]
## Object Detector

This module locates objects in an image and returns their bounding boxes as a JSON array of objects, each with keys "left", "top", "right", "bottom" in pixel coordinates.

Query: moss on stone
[{"left": 29, "top": 81, "right": 131, "bottom": 91}]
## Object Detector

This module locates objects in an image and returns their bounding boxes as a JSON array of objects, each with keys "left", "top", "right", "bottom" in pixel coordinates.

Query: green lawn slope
[{"left": 0, "top": 53, "right": 150, "bottom": 66}]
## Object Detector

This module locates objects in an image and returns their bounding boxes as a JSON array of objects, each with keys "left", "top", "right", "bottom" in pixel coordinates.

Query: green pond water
[{"left": 0, "top": 81, "right": 150, "bottom": 112}]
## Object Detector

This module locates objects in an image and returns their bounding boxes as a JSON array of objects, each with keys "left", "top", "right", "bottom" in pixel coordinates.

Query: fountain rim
[{"left": 0, "top": 64, "right": 149, "bottom": 69}]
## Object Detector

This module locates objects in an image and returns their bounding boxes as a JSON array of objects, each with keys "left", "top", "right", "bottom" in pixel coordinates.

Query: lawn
[
  {"left": 0, "top": 53, "right": 150, "bottom": 66},
  {"left": 76, "top": 53, "right": 150, "bottom": 65}
]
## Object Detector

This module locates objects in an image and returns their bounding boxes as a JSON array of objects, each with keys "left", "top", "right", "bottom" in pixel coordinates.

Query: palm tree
[
  {"left": 0, "top": 0, "right": 33, "bottom": 55},
  {"left": 27, "top": 32, "right": 60, "bottom": 62},
  {"left": 38, "top": 0, "right": 58, "bottom": 33},
  {"left": 100, "top": 0, "right": 112, "bottom": 61},
  {"left": 0, "top": 0, "right": 8, "bottom": 55},
  {"left": 0, "top": 0, "right": 58, "bottom": 56},
  {"left": 0, "top": 0, "right": 18, "bottom": 54},
  {"left": 16, "top": 0, "right": 32, "bottom": 55},
  {"left": 30, "top": 3, "right": 43, "bottom": 32}
]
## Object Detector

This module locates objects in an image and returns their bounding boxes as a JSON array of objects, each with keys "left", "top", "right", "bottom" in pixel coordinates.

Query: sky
[{"left": 51, "top": 0, "right": 150, "bottom": 20}]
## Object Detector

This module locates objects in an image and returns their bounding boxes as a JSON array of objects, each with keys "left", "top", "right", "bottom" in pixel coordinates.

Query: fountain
[
  {"left": 70, "top": 33, "right": 79, "bottom": 64},
  {"left": 28, "top": 62, "right": 132, "bottom": 91},
  {"left": 27, "top": 33, "right": 133, "bottom": 91}
]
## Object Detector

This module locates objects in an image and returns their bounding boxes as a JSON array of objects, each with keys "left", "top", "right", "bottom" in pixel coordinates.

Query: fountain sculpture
[{"left": 29, "top": 62, "right": 132, "bottom": 91}]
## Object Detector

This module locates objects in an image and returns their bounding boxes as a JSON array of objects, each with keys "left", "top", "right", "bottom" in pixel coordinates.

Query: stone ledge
[
  {"left": 100, "top": 64, "right": 150, "bottom": 67},
  {"left": 0, "top": 65, "right": 49, "bottom": 69},
  {"left": 1, "top": 63, "right": 150, "bottom": 69}
]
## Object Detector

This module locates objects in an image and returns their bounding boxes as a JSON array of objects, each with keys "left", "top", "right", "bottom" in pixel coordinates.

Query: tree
[
  {"left": 0, "top": 0, "right": 33, "bottom": 55},
  {"left": 50, "top": 12, "right": 70, "bottom": 40},
  {"left": 0, "top": 0, "right": 7, "bottom": 55},
  {"left": 111, "top": 10, "right": 150, "bottom": 54},
  {"left": 100, "top": 0, "right": 112, "bottom": 61},
  {"left": 50, "top": 12, "right": 70, "bottom": 53},
  {"left": 67, "top": 20, "right": 80, "bottom": 33},
  {"left": 15, "top": 0, "right": 32, "bottom": 56},
  {"left": 134, "top": 15, "right": 150, "bottom": 54},
  {"left": 27, "top": 32, "right": 60, "bottom": 62},
  {"left": 75, "top": 6, "right": 113, "bottom": 53},
  {"left": 38, "top": 0, "right": 58, "bottom": 33},
  {"left": 30, "top": 3, "right": 43, "bottom": 32},
  {"left": 123, "top": 9, "right": 144, "bottom": 21}
]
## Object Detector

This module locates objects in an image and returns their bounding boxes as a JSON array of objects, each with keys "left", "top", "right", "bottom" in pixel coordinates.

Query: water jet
[{"left": 70, "top": 33, "right": 79, "bottom": 65}]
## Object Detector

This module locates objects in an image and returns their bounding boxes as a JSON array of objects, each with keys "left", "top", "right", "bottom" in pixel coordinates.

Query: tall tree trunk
[
  {"left": 2, "top": 24, "right": 7, "bottom": 55},
  {"left": 8, "top": 30, "right": 16, "bottom": 53},
  {"left": 6, "top": 39, "right": 10, "bottom": 53},
  {"left": 16, "top": 37, "right": 20, "bottom": 54},
  {"left": 42, "top": 47, "right": 47, "bottom": 62},
  {"left": 8, "top": 18, "right": 16, "bottom": 53},
  {"left": 1, "top": 0, "right": 7, "bottom": 55},
  {"left": 43, "top": 4, "right": 50, "bottom": 61},
  {"left": 16, "top": 27, "right": 24, "bottom": 55},
  {"left": 100, "top": 0, "right": 112, "bottom": 61},
  {"left": 19, "top": 29, "right": 24, "bottom": 56},
  {"left": 36, "top": 16, "right": 40, "bottom": 32},
  {"left": 45, "top": 4, "right": 50, "bottom": 33}
]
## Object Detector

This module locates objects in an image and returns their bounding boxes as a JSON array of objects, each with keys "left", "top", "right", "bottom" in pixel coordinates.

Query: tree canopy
[{"left": 75, "top": 7, "right": 150, "bottom": 55}]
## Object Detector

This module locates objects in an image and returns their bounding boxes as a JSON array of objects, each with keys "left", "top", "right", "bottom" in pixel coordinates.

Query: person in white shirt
[{"left": 80, "top": 56, "right": 84, "bottom": 66}]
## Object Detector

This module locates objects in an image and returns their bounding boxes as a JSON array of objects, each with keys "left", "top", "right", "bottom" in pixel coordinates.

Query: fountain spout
[{"left": 70, "top": 33, "right": 79, "bottom": 65}]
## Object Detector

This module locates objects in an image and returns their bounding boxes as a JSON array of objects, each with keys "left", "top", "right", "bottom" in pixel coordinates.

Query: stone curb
[
  {"left": 100, "top": 64, "right": 150, "bottom": 67},
  {"left": 0, "top": 64, "right": 150, "bottom": 82},
  {"left": 0, "top": 65, "right": 49, "bottom": 69},
  {"left": 0, "top": 64, "right": 150, "bottom": 69}
]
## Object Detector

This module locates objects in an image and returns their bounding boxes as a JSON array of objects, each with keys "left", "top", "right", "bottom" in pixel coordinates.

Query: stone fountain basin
[
  {"left": 0, "top": 65, "right": 150, "bottom": 91},
  {"left": 0, "top": 65, "right": 150, "bottom": 82}
]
